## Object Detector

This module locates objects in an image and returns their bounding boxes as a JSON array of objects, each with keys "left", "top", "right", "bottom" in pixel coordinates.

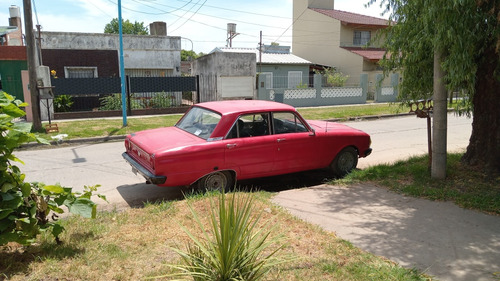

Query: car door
[
  {"left": 223, "top": 113, "right": 277, "bottom": 179},
  {"left": 272, "top": 112, "right": 319, "bottom": 173}
]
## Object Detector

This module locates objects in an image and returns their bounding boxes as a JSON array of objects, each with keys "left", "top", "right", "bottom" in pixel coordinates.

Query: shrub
[
  {"left": 0, "top": 92, "right": 105, "bottom": 245},
  {"left": 99, "top": 93, "right": 144, "bottom": 111},
  {"left": 150, "top": 92, "right": 173, "bottom": 108},
  {"left": 163, "top": 192, "right": 288, "bottom": 281},
  {"left": 53, "top": 94, "right": 74, "bottom": 112}
]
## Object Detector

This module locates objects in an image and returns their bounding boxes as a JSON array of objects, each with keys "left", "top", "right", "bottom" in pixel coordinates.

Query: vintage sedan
[{"left": 122, "top": 100, "right": 372, "bottom": 191}]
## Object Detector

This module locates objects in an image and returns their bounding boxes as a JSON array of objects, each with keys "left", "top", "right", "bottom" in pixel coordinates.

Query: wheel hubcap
[
  {"left": 338, "top": 153, "right": 355, "bottom": 172},
  {"left": 205, "top": 172, "right": 227, "bottom": 191}
]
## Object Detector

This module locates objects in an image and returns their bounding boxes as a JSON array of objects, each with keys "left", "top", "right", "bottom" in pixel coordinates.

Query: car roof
[{"left": 194, "top": 100, "right": 296, "bottom": 115}]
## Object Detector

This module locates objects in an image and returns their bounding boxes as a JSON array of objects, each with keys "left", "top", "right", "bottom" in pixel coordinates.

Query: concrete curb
[{"left": 20, "top": 134, "right": 126, "bottom": 149}]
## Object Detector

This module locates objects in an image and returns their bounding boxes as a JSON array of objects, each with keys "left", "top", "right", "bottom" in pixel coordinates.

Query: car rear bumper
[
  {"left": 363, "top": 148, "right": 373, "bottom": 157},
  {"left": 122, "top": 152, "right": 167, "bottom": 185}
]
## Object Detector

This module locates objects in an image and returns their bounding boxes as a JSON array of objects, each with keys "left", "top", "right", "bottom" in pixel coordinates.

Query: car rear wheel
[
  {"left": 197, "top": 171, "right": 234, "bottom": 192},
  {"left": 330, "top": 147, "right": 358, "bottom": 177}
]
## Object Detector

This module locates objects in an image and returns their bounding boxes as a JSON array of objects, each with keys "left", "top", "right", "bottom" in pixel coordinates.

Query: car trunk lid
[{"left": 126, "top": 127, "right": 203, "bottom": 171}]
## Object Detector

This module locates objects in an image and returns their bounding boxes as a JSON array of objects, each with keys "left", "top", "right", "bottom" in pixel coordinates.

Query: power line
[
  {"left": 169, "top": 0, "right": 204, "bottom": 28},
  {"left": 151, "top": 0, "right": 290, "bottom": 19},
  {"left": 169, "top": 0, "right": 208, "bottom": 33}
]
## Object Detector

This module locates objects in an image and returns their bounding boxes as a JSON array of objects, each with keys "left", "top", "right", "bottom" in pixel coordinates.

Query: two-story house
[{"left": 292, "top": 0, "right": 391, "bottom": 92}]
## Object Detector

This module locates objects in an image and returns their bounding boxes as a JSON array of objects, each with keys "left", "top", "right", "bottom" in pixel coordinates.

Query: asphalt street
[{"left": 15, "top": 113, "right": 499, "bottom": 281}]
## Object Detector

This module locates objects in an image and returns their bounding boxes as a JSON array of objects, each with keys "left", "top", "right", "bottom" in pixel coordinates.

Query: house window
[
  {"left": 261, "top": 72, "right": 273, "bottom": 89},
  {"left": 64, "top": 67, "right": 98, "bottom": 78},
  {"left": 288, "top": 71, "right": 303, "bottom": 89},
  {"left": 353, "top": 31, "right": 371, "bottom": 46}
]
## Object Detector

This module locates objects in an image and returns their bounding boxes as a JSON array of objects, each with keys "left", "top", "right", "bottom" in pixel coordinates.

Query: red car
[{"left": 123, "top": 100, "right": 372, "bottom": 191}]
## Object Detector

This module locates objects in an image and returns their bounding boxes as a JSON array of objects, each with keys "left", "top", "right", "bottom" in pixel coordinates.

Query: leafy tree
[
  {"left": 373, "top": 0, "right": 500, "bottom": 175},
  {"left": 0, "top": 92, "right": 105, "bottom": 245},
  {"left": 104, "top": 18, "right": 148, "bottom": 35},
  {"left": 181, "top": 49, "right": 201, "bottom": 61}
]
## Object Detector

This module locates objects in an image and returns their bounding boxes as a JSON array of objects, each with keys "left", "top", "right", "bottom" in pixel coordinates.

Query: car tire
[
  {"left": 197, "top": 171, "right": 234, "bottom": 192},
  {"left": 330, "top": 147, "right": 358, "bottom": 177}
]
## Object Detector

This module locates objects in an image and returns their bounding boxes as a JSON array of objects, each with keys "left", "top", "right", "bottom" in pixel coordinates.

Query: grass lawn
[{"left": 0, "top": 191, "right": 430, "bottom": 281}]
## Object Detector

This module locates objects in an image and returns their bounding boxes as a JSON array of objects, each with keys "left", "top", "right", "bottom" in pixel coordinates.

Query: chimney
[
  {"left": 150, "top": 21, "right": 167, "bottom": 36},
  {"left": 8, "top": 5, "right": 22, "bottom": 30},
  {"left": 308, "top": 0, "right": 334, "bottom": 10}
]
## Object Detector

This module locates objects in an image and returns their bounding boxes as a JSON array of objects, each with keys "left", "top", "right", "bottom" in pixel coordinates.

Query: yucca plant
[{"left": 161, "top": 192, "right": 287, "bottom": 281}]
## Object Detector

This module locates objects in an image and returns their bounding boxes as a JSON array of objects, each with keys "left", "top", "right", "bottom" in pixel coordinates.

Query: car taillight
[{"left": 150, "top": 153, "right": 155, "bottom": 170}]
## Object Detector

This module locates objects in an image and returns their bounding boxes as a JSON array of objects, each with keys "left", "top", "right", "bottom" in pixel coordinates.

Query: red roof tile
[
  {"left": 311, "top": 8, "right": 389, "bottom": 27},
  {"left": 342, "top": 47, "right": 386, "bottom": 61}
]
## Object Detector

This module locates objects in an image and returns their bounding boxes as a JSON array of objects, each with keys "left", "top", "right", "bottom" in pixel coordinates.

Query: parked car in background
[{"left": 122, "top": 100, "right": 372, "bottom": 191}]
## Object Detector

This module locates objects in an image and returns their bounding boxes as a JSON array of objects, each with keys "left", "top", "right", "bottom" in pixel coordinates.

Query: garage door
[{"left": 220, "top": 76, "right": 254, "bottom": 98}]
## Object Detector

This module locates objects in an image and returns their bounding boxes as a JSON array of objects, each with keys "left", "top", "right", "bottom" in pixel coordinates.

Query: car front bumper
[{"left": 122, "top": 152, "right": 167, "bottom": 185}]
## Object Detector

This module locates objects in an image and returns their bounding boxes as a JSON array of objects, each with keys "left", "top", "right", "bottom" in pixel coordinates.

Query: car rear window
[{"left": 176, "top": 106, "right": 222, "bottom": 140}]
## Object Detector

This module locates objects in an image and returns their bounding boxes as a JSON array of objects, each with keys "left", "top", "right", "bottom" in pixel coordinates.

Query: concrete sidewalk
[{"left": 272, "top": 183, "right": 500, "bottom": 281}]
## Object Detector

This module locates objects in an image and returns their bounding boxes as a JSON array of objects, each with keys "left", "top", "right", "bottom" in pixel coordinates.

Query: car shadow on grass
[
  {"left": 114, "top": 169, "right": 341, "bottom": 208},
  {"left": 236, "top": 169, "right": 338, "bottom": 193},
  {"left": 116, "top": 182, "right": 190, "bottom": 208}
]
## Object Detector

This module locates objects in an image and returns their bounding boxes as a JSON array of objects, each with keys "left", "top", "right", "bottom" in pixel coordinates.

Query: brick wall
[{"left": 0, "top": 46, "right": 26, "bottom": 60}]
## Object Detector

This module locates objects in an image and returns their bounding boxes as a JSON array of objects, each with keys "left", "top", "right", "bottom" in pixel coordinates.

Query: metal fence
[
  {"left": 257, "top": 73, "right": 399, "bottom": 107},
  {"left": 51, "top": 76, "right": 198, "bottom": 112}
]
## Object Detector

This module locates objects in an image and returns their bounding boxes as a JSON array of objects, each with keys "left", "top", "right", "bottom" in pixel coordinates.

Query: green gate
[{"left": 0, "top": 60, "right": 27, "bottom": 102}]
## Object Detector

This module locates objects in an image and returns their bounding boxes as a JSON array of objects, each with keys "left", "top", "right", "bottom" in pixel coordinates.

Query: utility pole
[
  {"left": 118, "top": 0, "right": 127, "bottom": 126},
  {"left": 23, "top": 0, "right": 42, "bottom": 131},
  {"left": 259, "top": 31, "right": 262, "bottom": 73}
]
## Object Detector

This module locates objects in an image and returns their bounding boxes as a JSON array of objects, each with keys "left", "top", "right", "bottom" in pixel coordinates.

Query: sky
[{"left": 1, "top": 0, "right": 388, "bottom": 54}]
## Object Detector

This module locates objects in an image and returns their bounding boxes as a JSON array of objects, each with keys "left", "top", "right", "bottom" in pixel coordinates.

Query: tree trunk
[
  {"left": 462, "top": 44, "right": 500, "bottom": 175},
  {"left": 432, "top": 48, "right": 448, "bottom": 179}
]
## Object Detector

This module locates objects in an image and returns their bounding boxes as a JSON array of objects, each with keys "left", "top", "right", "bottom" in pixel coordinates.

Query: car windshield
[{"left": 176, "top": 106, "right": 222, "bottom": 140}]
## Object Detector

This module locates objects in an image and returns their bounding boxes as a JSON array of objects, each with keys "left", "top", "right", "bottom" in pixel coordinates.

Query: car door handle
[
  {"left": 226, "top": 143, "right": 237, "bottom": 149},
  {"left": 277, "top": 138, "right": 286, "bottom": 143}
]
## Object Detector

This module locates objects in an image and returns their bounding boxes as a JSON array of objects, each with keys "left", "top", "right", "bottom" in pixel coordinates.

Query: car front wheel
[
  {"left": 330, "top": 147, "right": 358, "bottom": 177},
  {"left": 197, "top": 171, "right": 234, "bottom": 192}
]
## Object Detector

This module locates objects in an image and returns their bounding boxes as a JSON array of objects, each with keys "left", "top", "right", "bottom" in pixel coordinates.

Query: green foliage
[
  {"left": 99, "top": 94, "right": 145, "bottom": 111},
  {"left": 0, "top": 92, "right": 105, "bottom": 245},
  {"left": 104, "top": 18, "right": 148, "bottom": 35},
  {"left": 314, "top": 67, "right": 349, "bottom": 87},
  {"left": 150, "top": 92, "right": 173, "bottom": 108},
  {"left": 163, "top": 192, "right": 288, "bottom": 281},
  {"left": 53, "top": 95, "right": 74, "bottom": 112},
  {"left": 99, "top": 94, "right": 123, "bottom": 111},
  {"left": 296, "top": 82, "right": 308, "bottom": 89},
  {"left": 374, "top": 0, "right": 499, "bottom": 112},
  {"left": 181, "top": 50, "right": 202, "bottom": 61}
]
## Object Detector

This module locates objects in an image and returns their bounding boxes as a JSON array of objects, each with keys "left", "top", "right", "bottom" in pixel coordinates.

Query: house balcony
[{"left": 339, "top": 41, "right": 383, "bottom": 49}]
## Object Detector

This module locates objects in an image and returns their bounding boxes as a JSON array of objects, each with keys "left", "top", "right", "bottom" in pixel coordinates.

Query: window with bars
[
  {"left": 288, "top": 71, "right": 302, "bottom": 89},
  {"left": 353, "top": 31, "right": 371, "bottom": 46},
  {"left": 64, "top": 67, "right": 98, "bottom": 78},
  {"left": 261, "top": 72, "right": 273, "bottom": 89}
]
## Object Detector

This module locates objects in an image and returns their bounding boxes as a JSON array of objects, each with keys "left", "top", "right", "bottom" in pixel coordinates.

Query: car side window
[
  {"left": 272, "top": 112, "right": 308, "bottom": 134},
  {"left": 226, "top": 113, "right": 270, "bottom": 139}
]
